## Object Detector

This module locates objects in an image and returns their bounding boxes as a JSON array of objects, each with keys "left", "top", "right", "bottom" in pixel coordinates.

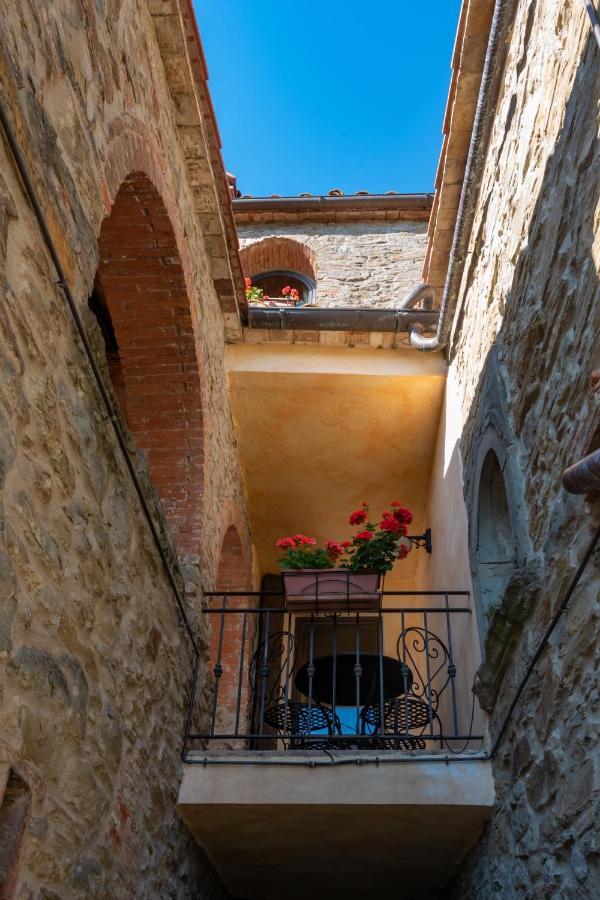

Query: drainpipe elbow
[{"left": 408, "top": 322, "right": 444, "bottom": 352}]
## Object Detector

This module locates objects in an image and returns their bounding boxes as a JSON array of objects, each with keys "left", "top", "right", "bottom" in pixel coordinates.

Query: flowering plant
[
  {"left": 245, "top": 278, "right": 303, "bottom": 307},
  {"left": 245, "top": 276, "right": 265, "bottom": 303},
  {"left": 281, "top": 285, "right": 300, "bottom": 304},
  {"left": 344, "top": 501, "right": 413, "bottom": 572},
  {"left": 276, "top": 501, "right": 413, "bottom": 573},
  {"left": 275, "top": 534, "right": 351, "bottom": 570}
]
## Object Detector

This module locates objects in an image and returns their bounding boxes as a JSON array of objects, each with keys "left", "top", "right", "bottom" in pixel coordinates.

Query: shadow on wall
[{"left": 456, "top": 27, "right": 600, "bottom": 725}]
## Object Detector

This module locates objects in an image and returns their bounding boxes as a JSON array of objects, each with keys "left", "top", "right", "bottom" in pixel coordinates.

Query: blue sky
[{"left": 194, "top": 1, "right": 462, "bottom": 197}]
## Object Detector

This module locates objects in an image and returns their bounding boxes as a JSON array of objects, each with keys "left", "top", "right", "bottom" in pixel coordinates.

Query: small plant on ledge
[
  {"left": 276, "top": 502, "right": 414, "bottom": 611},
  {"left": 245, "top": 277, "right": 303, "bottom": 307}
]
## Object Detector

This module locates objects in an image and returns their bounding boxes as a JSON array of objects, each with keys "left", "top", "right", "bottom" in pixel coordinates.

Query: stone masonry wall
[
  {"left": 447, "top": 1, "right": 600, "bottom": 896},
  {"left": 0, "top": 0, "right": 252, "bottom": 896},
  {"left": 238, "top": 220, "right": 428, "bottom": 308}
]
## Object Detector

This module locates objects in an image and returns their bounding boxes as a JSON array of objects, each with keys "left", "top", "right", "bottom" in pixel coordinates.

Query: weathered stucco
[
  {"left": 0, "top": 0, "right": 252, "bottom": 896},
  {"left": 237, "top": 220, "right": 428, "bottom": 308},
  {"left": 444, "top": 0, "right": 600, "bottom": 895}
]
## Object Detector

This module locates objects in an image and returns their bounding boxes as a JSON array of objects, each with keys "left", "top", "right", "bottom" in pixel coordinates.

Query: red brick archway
[
  {"left": 240, "top": 237, "right": 317, "bottom": 283},
  {"left": 93, "top": 171, "right": 204, "bottom": 557}
]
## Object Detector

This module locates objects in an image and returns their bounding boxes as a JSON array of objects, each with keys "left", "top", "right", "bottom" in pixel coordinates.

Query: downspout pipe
[{"left": 409, "top": 0, "right": 510, "bottom": 352}]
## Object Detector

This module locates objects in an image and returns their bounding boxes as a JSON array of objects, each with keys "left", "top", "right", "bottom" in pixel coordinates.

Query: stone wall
[
  {"left": 237, "top": 220, "right": 428, "bottom": 308},
  {"left": 0, "top": 0, "right": 252, "bottom": 896},
  {"left": 446, "top": 0, "right": 600, "bottom": 895}
]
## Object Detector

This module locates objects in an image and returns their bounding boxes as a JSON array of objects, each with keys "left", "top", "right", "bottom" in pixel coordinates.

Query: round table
[{"left": 294, "top": 652, "right": 412, "bottom": 707}]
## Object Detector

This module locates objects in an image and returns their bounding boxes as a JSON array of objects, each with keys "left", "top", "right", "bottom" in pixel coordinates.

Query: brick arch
[
  {"left": 93, "top": 171, "right": 204, "bottom": 558},
  {"left": 240, "top": 237, "right": 317, "bottom": 283}
]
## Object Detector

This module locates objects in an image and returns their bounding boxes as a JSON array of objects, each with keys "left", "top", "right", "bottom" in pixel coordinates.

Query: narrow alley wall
[
  {"left": 0, "top": 0, "right": 251, "bottom": 895},
  {"left": 446, "top": 0, "right": 600, "bottom": 895}
]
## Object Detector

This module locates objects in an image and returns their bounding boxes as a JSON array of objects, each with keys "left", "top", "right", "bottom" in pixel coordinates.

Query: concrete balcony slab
[{"left": 177, "top": 750, "right": 494, "bottom": 900}]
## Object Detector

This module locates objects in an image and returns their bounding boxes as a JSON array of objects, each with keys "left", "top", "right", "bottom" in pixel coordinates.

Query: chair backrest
[
  {"left": 248, "top": 630, "right": 297, "bottom": 728},
  {"left": 396, "top": 625, "right": 451, "bottom": 712}
]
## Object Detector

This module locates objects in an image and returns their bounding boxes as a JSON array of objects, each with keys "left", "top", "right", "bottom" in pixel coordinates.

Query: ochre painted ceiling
[{"left": 227, "top": 345, "right": 446, "bottom": 588}]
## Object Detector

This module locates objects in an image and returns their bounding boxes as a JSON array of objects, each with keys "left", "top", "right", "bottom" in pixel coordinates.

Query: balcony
[{"left": 177, "top": 590, "right": 494, "bottom": 900}]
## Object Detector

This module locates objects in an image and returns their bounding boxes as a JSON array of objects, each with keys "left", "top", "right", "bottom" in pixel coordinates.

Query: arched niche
[
  {"left": 216, "top": 525, "right": 248, "bottom": 592},
  {"left": 475, "top": 448, "right": 517, "bottom": 623},
  {"left": 90, "top": 171, "right": 204, "bottom": 559}
]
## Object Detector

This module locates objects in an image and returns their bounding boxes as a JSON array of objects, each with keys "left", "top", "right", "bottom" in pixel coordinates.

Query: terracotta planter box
[{"left": 282, "top": 569, "right": 382, "bottom": 612}]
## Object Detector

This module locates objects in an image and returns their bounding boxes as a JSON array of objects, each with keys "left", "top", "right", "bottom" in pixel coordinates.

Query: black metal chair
[
  {"left": 263, "top": 700, "right": 341, "bottom": 749},
  {"left": 359, "top": 622, "right": 453, "bottom": 749},
  {"left": 248, "top": 629, "right": 342, "bottom": 748},
  {"left": 360, "top": 695, "right": 441, "bottom": 750}
]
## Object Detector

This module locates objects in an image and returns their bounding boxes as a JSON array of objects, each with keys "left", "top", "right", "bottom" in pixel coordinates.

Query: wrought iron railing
[{"left": 183, "top": 592, "right": 484, "bottom": 759}]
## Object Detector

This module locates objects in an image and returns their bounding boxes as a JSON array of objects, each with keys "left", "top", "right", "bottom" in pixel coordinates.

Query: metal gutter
[
  {"left": 410, "top": 0, "right": 511, "bottom": 352},
  {"left": 247, "top": 305, "right": 439, "bottom": 333},
  {"left": 233, "top": 193, "right": 433, "bottom": 215}
]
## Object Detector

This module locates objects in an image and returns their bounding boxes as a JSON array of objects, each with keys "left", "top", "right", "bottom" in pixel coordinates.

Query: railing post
[
  {"left": 444, "top": 593, "right": 459, "bottom": 736},
  {"left": 354, "top": 612, "right": 362, "bottom": 736},
  {"left": 234, "top": 610, "right": 248, "bottom": 737},
  {"left": 257, "top": 609, "right": 271, "bottom": 738},
  {"left": 210, "top": 594, "right": 228, "bottom": 736},
  {"left": 423, "top": 610, "right": 434, "bottom": 736},
  {"left": 400, "top": 611, "right": 409, "bottom": 746},
  {"left": 377, "top": 608, "right": 385, "bottom": 737},
  {"left": 332, "top": 613, "right": 337, "bottom": 729},
  {"left": 307, "top": 613, "right": 315, "bottom": 725},
  {"left": 182, "top": 652, "right": 200, "bottom": 761},
  {"left": 282, "top": 609, "right": 293, "bottom": 751}
]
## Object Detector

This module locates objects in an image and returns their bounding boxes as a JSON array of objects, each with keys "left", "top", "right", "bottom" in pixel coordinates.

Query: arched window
[
  {"left": 90, "top": 172, "right": 204, "bottom": 559},
  {"left": 250, "top": 269, "right": 315, "bottom": 305},
  {"left": 240, "top": 237, "right": 317, "bottom": 305},
  {"left": 475, "top": 449, "right": 517, "bottom": 623}
]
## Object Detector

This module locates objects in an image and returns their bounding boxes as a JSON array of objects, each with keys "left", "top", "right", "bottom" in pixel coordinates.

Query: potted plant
[
  {"left": 276, "top": 502, "right": 413, "bottom": 611},
  {"left": 245, "top": 278, "right": 303, "bottom": 307}
]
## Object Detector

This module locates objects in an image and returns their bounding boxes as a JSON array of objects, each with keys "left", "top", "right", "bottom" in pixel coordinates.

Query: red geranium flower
[
  {"left": 380, "top": 514, "right": 407, "bottom": 535},
  {"left": 276, "top": 537, "right": 295, "bottom": 549},
  {"left": 245, "top": 276, "right": 252, "bottom": 288},
  {"left": 325, "top": 540, "right": 345, "bottom": 558},
  {"left": 390, "top": 502, "right": 413, "bottom": 525},
  {"left": 349, "top": 509, "right": 368, "bottom": 526},
  {"left": 281, "top": 285, "right": 291, "bottom": 296},
  {"left": 293, "top": 534, "right": 316, "bottom": 546},
  {"left": 355, "top": 530, "right": 374, "bottom": 541}
]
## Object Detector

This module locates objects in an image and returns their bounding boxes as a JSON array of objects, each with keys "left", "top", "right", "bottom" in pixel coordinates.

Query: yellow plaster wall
[{"left": 226, "top": 344, "right": 446, "bottom": 583}]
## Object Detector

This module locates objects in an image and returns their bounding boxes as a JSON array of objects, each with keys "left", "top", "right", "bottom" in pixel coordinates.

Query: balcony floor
[{"left": 177, "top": 750, "right": 494, "bottom": 900}]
